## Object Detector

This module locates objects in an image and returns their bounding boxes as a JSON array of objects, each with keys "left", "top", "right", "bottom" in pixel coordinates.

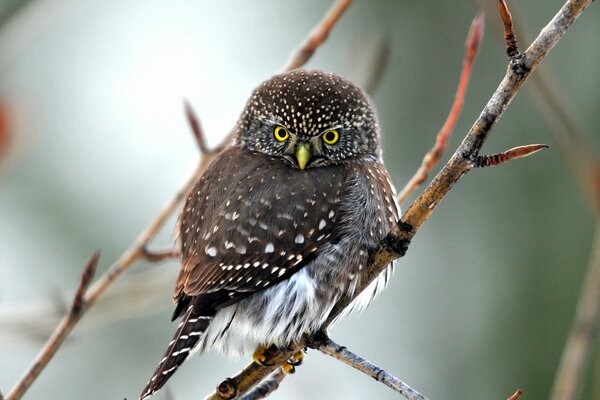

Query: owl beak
[{"left": 294, "top": 142, "right": 312, "bottom": 170}]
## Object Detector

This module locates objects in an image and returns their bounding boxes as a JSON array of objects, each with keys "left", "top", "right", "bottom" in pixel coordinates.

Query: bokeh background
[{"left": 1, "top": 1, "right": 599, "bottom": 399}]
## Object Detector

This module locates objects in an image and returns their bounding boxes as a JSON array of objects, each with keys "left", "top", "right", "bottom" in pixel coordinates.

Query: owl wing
[{"left": 174, "top": 147, "right": 346, "bottom": 312}]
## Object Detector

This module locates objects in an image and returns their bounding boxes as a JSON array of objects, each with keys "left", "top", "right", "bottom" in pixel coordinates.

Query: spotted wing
[{"left": 174, "top": 147, "right": 346, "bottom": 309}]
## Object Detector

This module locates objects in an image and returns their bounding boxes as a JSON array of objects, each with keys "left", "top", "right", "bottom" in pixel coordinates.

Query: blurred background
[{"left": 0, "top": 1, "right": 599, "bottom": 399}]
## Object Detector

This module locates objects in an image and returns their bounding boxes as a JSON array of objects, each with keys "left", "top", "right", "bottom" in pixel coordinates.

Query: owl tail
[{"left": 139, "top": 304, "right": 214, "bottom": 399}]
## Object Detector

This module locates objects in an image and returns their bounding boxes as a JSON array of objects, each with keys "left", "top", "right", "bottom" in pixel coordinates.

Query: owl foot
[{"left": 282, "top": 350, "right": 305, "bottom": 374}]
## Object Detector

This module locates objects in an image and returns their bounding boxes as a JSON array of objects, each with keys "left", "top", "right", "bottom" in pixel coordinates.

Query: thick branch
[
  {"left": 239, "top": 369, "right": 287, "bottom": 400},
  {"left": 204, "top": 0, "right": 594, "bottom": 397}
]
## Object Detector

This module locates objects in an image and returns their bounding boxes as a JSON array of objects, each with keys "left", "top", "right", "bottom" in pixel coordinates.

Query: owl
[{"left": 140, "top": 69, "right": 400, "bottom": 399}]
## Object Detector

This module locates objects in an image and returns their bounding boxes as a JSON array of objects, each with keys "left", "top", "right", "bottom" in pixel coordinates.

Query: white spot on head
[
  {"left": 265, "top": 243, "right": 274, "bottom": 253},
  {"left": 295, "top": 234, "right": 305, "bottom": 244},
  {"left": 328, "top": 210, "right": 335, "bottom": 219}
]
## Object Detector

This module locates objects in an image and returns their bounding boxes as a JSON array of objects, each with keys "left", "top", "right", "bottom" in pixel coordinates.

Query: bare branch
[
  {"left": 473, "top": 144, "right": 549, "bottom": 168},
  {"left": 507, "top": 389, "right": 524, "bottom": 400},
  {"left": 239, "top": 369, "right": 287, "bottom": 400},
  {"left": 203, "top": 0, "right": 595, "bottom": 396},
  {"left": 282, "top": 0, "right": 353, "bottom": 72},
  {"left": 7, "top": 251, "right": 100, "bottom": 400},
  {"left": 397, "top": 12, "right": 484, "bottom": 205},
  {"left": 498, "top": 0, "right": 520, "bottom": 59},
  {"left": 309, "top": 333, "right": 428, "bottom": 400}
]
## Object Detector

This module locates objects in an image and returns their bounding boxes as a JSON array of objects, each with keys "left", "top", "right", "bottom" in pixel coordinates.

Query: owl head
[{"left": 235, "top": 70, "right": 381, "bottom": 170}]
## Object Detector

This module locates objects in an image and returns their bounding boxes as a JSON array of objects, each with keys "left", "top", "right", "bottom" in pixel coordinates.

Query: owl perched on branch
[{"left": 140, "top": 70, "right": 400, "bottom": 399}]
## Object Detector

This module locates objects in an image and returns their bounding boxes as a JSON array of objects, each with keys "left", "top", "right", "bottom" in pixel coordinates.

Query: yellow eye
[
  {"left": 273, "top": 125, "right": 289, "bottom": 142},
  {"left": 322, "top": 129, "right": 340, "bottom": 145}
]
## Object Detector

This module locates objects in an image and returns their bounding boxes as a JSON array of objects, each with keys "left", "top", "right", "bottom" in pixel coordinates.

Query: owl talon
[
  {"left": 282, "top": 350, "right": 305, "bottom": 374},
  {"left": 253, "top": 345, "right": 281, "bottom": 366}
]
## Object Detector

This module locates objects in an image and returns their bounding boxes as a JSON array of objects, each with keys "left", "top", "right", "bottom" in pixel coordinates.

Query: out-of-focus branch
[
  {"left": 282, "top": 0, "right": 352, "bottom": 71},
  {"left": 6, "top": 251, "right": 100, "bottom": 400},
  {"left": 204, "top": 0, "right": 593, "bottom": 398},
  {"left": 309, "top": 333, "right": 429, "bottom": 400},
  {"left": 397, "top": 12, "right": 484, "bottom": 205},
  {"left": 551, "top": 224, "right": 600, "bottom": 400}
]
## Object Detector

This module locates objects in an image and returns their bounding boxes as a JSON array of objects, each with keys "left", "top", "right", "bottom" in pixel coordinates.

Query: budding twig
[
  {"left": 507, "top": 389, "right": 524, "bottom": 400},
  {"left": 498, "top": 0, "right": 519, "bottom": 59},
  {"left": 473, "top": 144, "right": 549, "bottom": 168},
  {"left": 397, "top": 12, "right": 484, "bottom": 205}
]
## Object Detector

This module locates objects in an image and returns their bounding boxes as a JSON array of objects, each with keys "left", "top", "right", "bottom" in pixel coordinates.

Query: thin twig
[
  {"left": 239, "top": 369, "right": 287, "bottom": 400},
  {"left": 396, "top": 12, "right": 484, "bottom": 205},
  {"left": 7, "top": 252, "right": 100, "bottom": 400},
  {"left": 473, "top": 144, "right": 548, "bottom": 168},
  {"left": 282, "top": 0, "right": 353, "bottom": 72},
  {"left": 204, "top": 0, "right": 594, "bottom": 397},
  {"left": 184, "top": 99, "right": 210, "bottom": 155},
  {"left": 141, "top": 247, "right": 179, "bottom": 263},
  {"left": 550, "top": 225, "right": 600, "bottom": 400},
  {"left": 309, "top": 333, "right": 428, "bottom": 400},
  {"left": 507, "top": 389, "right": 523, "bottom": 400}
]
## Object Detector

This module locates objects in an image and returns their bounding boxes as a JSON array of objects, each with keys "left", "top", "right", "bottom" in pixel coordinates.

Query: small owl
[{"left": 140, "top": 70, "right": 400, "bottom": 399}]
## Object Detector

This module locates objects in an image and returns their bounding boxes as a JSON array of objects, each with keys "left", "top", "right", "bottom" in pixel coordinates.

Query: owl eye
[
  {"left": 322, "top": 129, "right": 340, "bottom": 145},
  {"left": 273, "top": 125, "right": 289, "bottom": 142}
]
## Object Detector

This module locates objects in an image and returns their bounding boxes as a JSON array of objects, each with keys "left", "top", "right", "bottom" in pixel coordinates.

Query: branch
[
  {"left": 397, "top": 12, "right": 484, "bottom": 205},
  {"left": 7, "top": 251, "right": 100, "bottom": 400},
  {"left": 309, "top": 333, "right": 428, "bottom": 400},
  {"left": 282, "top": 0, "right": 353, "bottom": 72},
  {"left": 204, "top": 0, "right": 594, "bottom": 397},
  {"left": 6, "top": 1, "right": 353, "bottom": 399},
  {"left": 239, "top": 369, "right": 287, "bottom": 400}
]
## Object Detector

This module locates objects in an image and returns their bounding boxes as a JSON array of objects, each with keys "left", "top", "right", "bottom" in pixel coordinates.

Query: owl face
[{"left": 236, "top": 70, "right": 381, "bottom": 170}]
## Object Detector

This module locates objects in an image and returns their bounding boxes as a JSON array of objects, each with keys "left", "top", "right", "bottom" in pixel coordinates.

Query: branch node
[
  {"left": 498, "top": 0, "right": 520, "bottom": 59},
  {"left": 72, "top": 251, "right": 100, "bottom": 314},
  {"left": 474, "top": 144, "right": 548, "bottom": 168},
  {"left": 216, "top": 378, "right": 237, "bottom": 399}
]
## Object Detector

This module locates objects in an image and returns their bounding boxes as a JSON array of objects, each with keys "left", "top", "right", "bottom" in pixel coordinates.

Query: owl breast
[{"left": 182, "top": 147, "right": 399, "bottom": 355}]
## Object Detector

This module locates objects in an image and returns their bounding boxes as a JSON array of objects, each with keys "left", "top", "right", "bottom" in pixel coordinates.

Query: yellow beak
[{"left": 294, "top": 142, "right": 311, "bottom": 170}]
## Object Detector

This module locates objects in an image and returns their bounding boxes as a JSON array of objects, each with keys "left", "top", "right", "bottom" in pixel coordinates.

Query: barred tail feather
[{"left": 140, "top": 305, "right": 214, "bottom": 399}]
